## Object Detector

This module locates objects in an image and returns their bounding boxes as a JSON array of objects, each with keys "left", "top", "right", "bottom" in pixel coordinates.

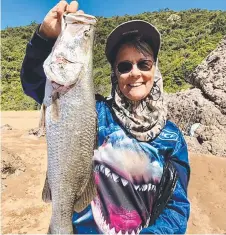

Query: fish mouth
[
  {"left": 92, "top": 164, "right": 156, "bottom": 234},
  {"left": 55, "top": 57, "right": 76, "bottom": 64}
]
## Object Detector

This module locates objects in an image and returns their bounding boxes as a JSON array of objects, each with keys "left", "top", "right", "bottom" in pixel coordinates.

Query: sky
[{"left": 1, "top": 0, "right": 226, "bottom": 29}]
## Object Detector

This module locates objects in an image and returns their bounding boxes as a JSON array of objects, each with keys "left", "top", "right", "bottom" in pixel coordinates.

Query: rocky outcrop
[
  {"left": 186, "top": 36, "right": 226, "bottom": 114},
  {"left": 166, "top": 36, "right": 226, "bottom": 157}
]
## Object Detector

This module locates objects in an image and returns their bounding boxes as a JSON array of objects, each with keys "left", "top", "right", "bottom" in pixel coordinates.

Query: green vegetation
[{"left": 1, "top": 10, "right": 226, "bottom": 110}]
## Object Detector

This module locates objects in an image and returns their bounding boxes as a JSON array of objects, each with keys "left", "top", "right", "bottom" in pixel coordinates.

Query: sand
[{"left": 1, "top": 111, "right": 226, "bottom": 234}]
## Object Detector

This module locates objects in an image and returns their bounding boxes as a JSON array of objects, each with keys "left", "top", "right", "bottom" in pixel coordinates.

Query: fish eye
[{"left": 84, "top": 30, "right": 90, "bottom": 37}]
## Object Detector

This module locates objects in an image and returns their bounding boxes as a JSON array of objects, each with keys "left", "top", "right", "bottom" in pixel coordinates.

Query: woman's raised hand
[{"left": 39, "top": 1, "right": 84, "bottom": 39}]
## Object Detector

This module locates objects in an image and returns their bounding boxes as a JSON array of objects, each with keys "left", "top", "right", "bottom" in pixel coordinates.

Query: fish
[{"left": 41, "top": 13, "right": 97, "bottom": 234}]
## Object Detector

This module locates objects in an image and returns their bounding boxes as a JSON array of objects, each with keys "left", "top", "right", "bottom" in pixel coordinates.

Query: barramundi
[{"left": 42, "top": 13, "right": 97, "bottom": 234}]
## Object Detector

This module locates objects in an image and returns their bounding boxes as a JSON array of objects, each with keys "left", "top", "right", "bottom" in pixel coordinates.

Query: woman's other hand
[{"left": 39, "top": 1, "right": 84, "bottom": 39}]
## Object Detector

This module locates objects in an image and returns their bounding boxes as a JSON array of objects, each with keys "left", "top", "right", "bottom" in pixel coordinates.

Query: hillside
[{"left": 1, "top": 9, "right": 226, "bottom": 110}]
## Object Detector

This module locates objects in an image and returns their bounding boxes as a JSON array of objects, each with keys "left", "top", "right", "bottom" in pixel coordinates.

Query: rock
[
  {"left": 1, "top": 147, "right": 26, "bottom": 185},
  {"left": 166, "top": 89, "right": 226, "bottom": 130},
  {"left": 186, "top": 36, "right": 226, "bottom": 114},
  {"left": 28, "top": 127, "right": 46, "bottom": 138},
  {"left": 1, "top": 124, "right": 13, "bottom": 131},
  {"left": 166, "top": 37, "right": 226, "bottom": 157},
  {"left": 184, "top": 136, "right": 210, "bottom": 155}
]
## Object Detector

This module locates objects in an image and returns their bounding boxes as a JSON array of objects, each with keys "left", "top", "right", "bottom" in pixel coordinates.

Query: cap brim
[{"left": 105, "top": 20, "right": 161, "bottom": 63}]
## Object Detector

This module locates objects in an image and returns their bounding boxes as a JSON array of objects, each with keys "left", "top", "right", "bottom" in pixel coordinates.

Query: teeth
[
  {"left": 142, "top": 184, "right": 148, "bottom": 191},
  {"left": 137, "top": 226, "right": 143, "bottom": 234},
  {"left": 121, "top": 178, "right": 128, "bottom": 186},
  {"left": 105, "top": 167, "right": 111, "bottom": 176},
  {"left": 112, "top": 173, "right": 119, "bottom": 182},
  {"left": 110, "top": 227, "right": 116, "bottom": 235},
  {"left": 131, "top": 230, "right": 136, "bottom": 235},
  {"left": 99, "top": 214, "right": 104, "bottom": 225},
  {"left": 148, "top": 183, "right": 152, "bottom": 191},
  {"left": 95, "top": 165, "right": 130, "bottom": 186},
  {"left": 146, "top": 217, "right": 150, "bottom": 226},
  {"left": 94, "top": 165, "right": 99, "bottom": 171},
  {"left": 100, "top": 164, "right": 105, "bottom": 173},
  {"left": 117, "top": 230, "right": 122, "bottom": 235},
  {"left": 103, "top": 221, "right": 108, "bottom": 231},
  {"left": 134, "top": 183, "right": 155, "bottom": 192},
  {"left": 134, "top": 185, "right": 139, "bottom": 190},
  {"left": 125, "top": 232, "right": 129, "bottom": 235},
  {"left": 129, "top": 83, "right": 143, "bottom": 87}
]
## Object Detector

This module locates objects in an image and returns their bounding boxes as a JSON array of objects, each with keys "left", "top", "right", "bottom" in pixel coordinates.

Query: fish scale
[{"left": 42, "top": 13, "right": 97, "bottom": 234}]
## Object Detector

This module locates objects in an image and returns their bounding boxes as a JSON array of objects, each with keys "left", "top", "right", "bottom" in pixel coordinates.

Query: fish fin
[
  {"left": 42, "top": 174, "right": 52, "bottom": 203},
  {"left": 51, "top": 92, "right": 60, "bottom": 122},
  {"left": 74, "top": 173, "right": 97, "bottom": 212},
  {"left": 37, "top": 104, "right": 46, "bottom": 137}
]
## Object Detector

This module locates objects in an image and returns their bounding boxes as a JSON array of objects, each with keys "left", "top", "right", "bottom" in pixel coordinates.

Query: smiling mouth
[{"left": 128, "top": 82, "right": 144, "bottom": 87}]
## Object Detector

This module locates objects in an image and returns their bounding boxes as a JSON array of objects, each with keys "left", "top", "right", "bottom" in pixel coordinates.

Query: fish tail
[{"left": 42, "top": 173, "right": 52, "bottom": 203}]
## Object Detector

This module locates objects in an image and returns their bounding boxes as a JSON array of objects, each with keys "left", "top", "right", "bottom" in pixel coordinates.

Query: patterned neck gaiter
[{"left": 111, "top": 65, "right": 168, "bottom": 142}]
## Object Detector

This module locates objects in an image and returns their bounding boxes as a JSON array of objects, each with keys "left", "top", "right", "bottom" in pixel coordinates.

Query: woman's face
[{"left": 115, "top": 44, "right": 156, "bottom": 101}]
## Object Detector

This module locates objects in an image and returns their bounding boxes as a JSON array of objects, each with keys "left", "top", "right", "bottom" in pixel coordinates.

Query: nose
[{"left": 130, "top": 64, "right": 141, "bottom": 78}]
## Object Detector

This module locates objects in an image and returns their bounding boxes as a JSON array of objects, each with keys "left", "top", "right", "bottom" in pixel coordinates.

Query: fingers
[
  {"left": 53, "top": 1, "right": 83, "bottom": 22},
  {"left": 56, "top": 1, "right": 68, "bottom": 21},
  {"left": 66, "top": 1, "right": 79, "bottom": 13},
  {"left": 57, "top": 0, "right": 68, "bottom": 13}
]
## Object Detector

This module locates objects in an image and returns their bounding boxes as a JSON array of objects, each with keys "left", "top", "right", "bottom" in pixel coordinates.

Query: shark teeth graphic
[
  {"left": 105, "top": 167, "right": 111, "bottom": 177},
  {"left": 142, "top": 184, "right": 148, "bottom": 191},
  {"left": 121, "top": 178, "right": 128, "bottom": 186},
  {"left": 134, "top": 185, "right": 139, "bottom": 190},
  {"left": 95, "top": 164, "right": 156, "bottom": 192},
  {"left": 112, "top": 173, "right": 120, "bottom": 182}
]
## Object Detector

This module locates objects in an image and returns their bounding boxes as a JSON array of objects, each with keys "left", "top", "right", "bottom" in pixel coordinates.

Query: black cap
[{"left": 105, "top": 20, "right": 161, "bottom": 63}]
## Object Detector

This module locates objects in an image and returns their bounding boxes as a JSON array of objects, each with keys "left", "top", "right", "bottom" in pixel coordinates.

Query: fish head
[{"left": 44, "top": 13, "right": 97, "bottom": 86}]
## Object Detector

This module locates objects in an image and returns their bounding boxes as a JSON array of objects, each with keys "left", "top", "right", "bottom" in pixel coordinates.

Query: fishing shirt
[{"left": 20, "top": 29, "right": 190, "bottom": 234}]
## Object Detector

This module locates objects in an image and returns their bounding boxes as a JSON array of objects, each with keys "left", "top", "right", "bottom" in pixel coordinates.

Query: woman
[{"left": 20, "top": 1, "right": 190, "bottom": 234}]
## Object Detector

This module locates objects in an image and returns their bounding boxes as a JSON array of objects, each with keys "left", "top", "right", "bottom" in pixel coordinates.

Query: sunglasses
[{"left": 117, "top": 59, "right": 154, "bottom": 74}]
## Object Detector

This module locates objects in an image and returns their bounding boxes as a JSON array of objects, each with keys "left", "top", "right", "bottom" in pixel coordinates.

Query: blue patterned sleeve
[
  {"left": 20, "top": 26, "right": 55, "bottom": 104},
  {"left": 140, "top": 130, "right": 190, "bottom": 234}
]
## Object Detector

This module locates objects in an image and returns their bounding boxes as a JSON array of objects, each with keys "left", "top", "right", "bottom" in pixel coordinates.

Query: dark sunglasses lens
[
  {"left": 117, "top": 62, "right": 132, "bottom": 74},
  {"left": 138, "top": 60, "right": 153, "bottom": 71}
]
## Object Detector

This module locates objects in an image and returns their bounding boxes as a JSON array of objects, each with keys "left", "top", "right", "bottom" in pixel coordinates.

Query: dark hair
[{"left": 110, "top": 34, "right": 154, "bottom": 66}]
